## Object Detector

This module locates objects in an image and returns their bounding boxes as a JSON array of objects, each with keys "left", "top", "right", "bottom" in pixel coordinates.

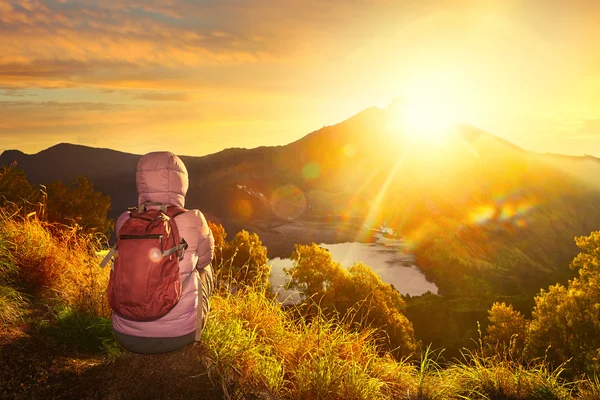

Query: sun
[
  {"left": 386, "top": 94, "right": 457, "bottom": 144},
  {"left": 385, "top": 72, "right": 472, "bottom": 144}
]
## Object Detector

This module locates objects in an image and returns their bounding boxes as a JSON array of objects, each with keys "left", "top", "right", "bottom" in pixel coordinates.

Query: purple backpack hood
[{"left": 137, "top": 151, "right": 189, "bottom": 208}]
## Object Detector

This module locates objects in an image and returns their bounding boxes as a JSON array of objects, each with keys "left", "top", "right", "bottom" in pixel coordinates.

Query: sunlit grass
[
  {"left": 201, "top": 283, "right": 594, "bottom": 400},
  {"left": 0, "top": 207, "right": 596, "bottom": 398},
  {"left": 0, "top": 226, "right": 29, "bottom": 325},
  {"left": 0, "top": 209, "right": 111, "bottom": 317},
  {"left": 450, "top": 348, "right": 573, "bottom": 400},
  {"left": 0, "top": 207, "right": 117, "bottom": 355},
  {"left": 578, "top": 375, "right": 600, "bottom": 400},
  {"left": 0, "top": 285, "right": 29, "bottom": 325},
  {"left": 202, "top": 288, "right": 420, "bottom": 399}
]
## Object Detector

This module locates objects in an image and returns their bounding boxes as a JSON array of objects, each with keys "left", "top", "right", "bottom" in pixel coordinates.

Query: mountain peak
[
  {"left": 0, "top": 149, "right": 25, "bottom": 159},
  {"left": 38, "top": 142, "right": 136, "bottom": 156}
]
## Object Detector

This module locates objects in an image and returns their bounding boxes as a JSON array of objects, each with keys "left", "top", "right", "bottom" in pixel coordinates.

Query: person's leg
[{"left": 196, "top": 265, "right": 214, "bottom": 341}]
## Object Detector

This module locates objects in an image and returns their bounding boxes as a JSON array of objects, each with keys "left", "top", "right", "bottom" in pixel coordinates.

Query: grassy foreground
[{"left": 1, "top": 209, "right": 599, "bottom": 399}]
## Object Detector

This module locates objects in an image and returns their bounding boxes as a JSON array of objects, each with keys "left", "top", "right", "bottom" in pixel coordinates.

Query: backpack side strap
[
  {"left": 99, "top": 208, "right": 135, "bottom": 269},
  {"left": 99, "top": 245, "right": 117, "bottom": 269},
  {"left": 181, "top": 268, "right": 198, "bottom": 291},
  {"left": 162, "top": 238, "right": 189, "bottom": 260}
]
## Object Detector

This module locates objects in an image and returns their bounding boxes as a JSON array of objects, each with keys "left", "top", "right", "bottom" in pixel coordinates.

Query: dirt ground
[{"left": 0, "top": 326, "right": 224, "bottom": 400}]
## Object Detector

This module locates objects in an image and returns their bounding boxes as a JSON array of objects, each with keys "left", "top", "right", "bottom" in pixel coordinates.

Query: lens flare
[
  {"left": 148, "top": 247, "right": 162, "bottom": 263},
  {"left": 470, "top": 205, "right": 496, "bottom": 225},
  {"left": 271, "top": 185, "right": 307, "bottom": 219},
  {"left": 516, "top": 202, "right": 532, "bottom": 215},
  {"left": 515, "top": 219, "right": 527, "bottom": 228},
  {"left": 302, "top": 162, "right": 321, "bottom": 180},
  {"left": 467, "top": 194, "right": 535, "bottom": 228},
  {"left": 499, "top": 204, "right": 516, "bottom": 221},
  {"left": 231, "top": 199, "right": 253, "bottom": 220}
]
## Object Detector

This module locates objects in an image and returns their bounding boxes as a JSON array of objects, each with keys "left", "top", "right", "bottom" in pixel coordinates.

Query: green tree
[
  {"left": 45, "top": 176, "right": 113, "bottom": 235},
  {"left": 286, "top": 243, "right": 348, "bottom": 300},
  {"left": 0, "top": 165, "right": 41, "bottom": 211},
  {"left": 484, "top": 302, "right": 527, "bottom": 355},
  {"left": 286, "top": 244, "right": 417, "bottom": 356},
  {"left": 343, "top": 263, "right": 417, "bottom": 355},
  {"left": 218, "top": 229, "right": 270, "bottom": 290},
  {"left": 526, "top": 231, "right": 600, "bottom": 375}
]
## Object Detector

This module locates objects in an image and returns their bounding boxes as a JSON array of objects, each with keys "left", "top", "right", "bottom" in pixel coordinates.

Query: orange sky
[{"left": 1, "top": 0, "right": 600, "bottom": 157}]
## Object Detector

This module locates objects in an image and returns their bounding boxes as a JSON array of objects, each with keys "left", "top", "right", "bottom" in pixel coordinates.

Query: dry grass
[
  {"left": 0, "top": 209, "right": 110, "bottom": 317},
  {"left": 203, "top": 289, "right": 442, "bottom": 399},
  {"left": 0, "top": 285, "right": 28, "bottom": 325},
  {"left": 449, "top": 348, "right": 573, "bottom": 400},
  {"left": 0, "top": 207, "right": 115, "bottom": 353},
  {"left": 1, "top": 207, "right": 597, "bottom": 399},
  {"left": 201, "top": 286, "right": 599, "bottom": 400}
]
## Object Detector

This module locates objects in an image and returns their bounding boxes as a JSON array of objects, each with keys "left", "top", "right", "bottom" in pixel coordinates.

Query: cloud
[
  {"left": 0, "top": 100, "right": 127, "bottom": 111},
  {"left": 131, "top": 92, "right": 191, "bottom": 102},
  {"left": 0, "top": 0, "right": 279, "bottom": 89},
  {"left": 0, "top": 0, "right": 443, "bottom": 90},
  {"left": 0, "top": 97, "right": 199, "bottom": 153},
  {"left": 0, "top": 100, "right": 137, "bottom": 137},
  {"left": 0, "top": 88, "right": 36, "bottom": 96}
]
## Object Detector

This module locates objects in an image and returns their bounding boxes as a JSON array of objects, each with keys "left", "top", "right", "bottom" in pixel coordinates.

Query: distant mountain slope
[
  {"left": 3, "top": 105, "right": 600, "bottom": 304},
  {"left": 3, "top": 107, "right": 600, "bottom": 227},
  {"left": 0, "top": 143, "right": 140, "bottom": 218}
]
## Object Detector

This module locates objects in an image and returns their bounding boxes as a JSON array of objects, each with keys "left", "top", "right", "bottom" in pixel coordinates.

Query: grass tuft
[
  {"left": 0, "top": 208, "right": 117, "bottom": 355},
  {"left": 577, "top": 375, "right": 600, "bottom": 400},
  {"left": 39, "top": 305, "right": 119, "bottom": 355},
  {"left": 0, "top": 285, "right": 29, "bottom": 325},
  {"left": 203, "top": 289, "right": 419, "bottom": 400},
  {"left": 451, "top": 348, "right": 573, "bottom": 400}
]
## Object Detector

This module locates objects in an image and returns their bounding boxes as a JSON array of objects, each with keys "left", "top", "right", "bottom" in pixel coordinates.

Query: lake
[{"left": 269, "top": 234, "right": 439, "bottom": 303}]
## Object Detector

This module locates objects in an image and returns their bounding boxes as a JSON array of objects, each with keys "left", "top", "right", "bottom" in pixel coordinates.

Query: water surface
[{"left": 269, "top": 235, "right": 438, "bottom": 303}]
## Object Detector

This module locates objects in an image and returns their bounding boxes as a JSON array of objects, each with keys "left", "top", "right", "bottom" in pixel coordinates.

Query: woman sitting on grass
[{"left": 110, "top": 151, "right": 214, "bottom": 354}]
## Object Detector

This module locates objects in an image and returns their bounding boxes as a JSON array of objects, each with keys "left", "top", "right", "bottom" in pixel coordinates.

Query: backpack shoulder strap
[
  {"left": 166, "top": 206, "right": 187, "bottom": 219},
  {"left": 163, "top": 206, "right": 189, "bottom": 259}
]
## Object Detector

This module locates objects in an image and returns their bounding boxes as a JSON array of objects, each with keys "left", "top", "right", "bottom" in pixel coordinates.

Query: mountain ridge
[
  {"left": 4, "top": 106, "right": 600, "bottom": 365},
  {"left": 2, "top": 107, "right": 600, "bottom": 226}
]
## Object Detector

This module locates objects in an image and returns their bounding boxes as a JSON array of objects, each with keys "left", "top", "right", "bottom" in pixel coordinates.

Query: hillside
[
  {"left": 4, "top": 107, "right": 599, "bottom": 229},
  {"left": 4, "top": 104, "right": 600, "bottom": 352},
  {"left": 1, "top": 210, "right": 599, "bottom": 399}
]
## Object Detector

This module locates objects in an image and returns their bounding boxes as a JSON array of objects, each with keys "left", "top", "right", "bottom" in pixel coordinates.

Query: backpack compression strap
[
  {"left": 99, "top": 208, "right": 134, "bottom": 269},
  {"left": 99, "top": 245, "right": 116, "bottom": 269},
  {"left": 163, "top": 238, "right": 189, "bottom": 260},
  {"left": 99, "top": 239, "right": 187, "bottom": 269}
]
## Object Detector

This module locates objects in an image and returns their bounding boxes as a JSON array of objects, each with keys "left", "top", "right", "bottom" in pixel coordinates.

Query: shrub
[{"left": 212, "top": 227, "right": 270, "bottom": 292}]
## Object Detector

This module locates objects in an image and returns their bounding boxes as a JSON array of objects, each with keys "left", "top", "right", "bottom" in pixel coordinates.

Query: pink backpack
[{"left": 101, "top": 202, "right": 189, "bottom": 321}]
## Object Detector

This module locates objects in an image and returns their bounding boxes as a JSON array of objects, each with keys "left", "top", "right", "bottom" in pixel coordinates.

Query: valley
[{"left": 3, "top": 103, "right": 600, "bottom": 358}]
